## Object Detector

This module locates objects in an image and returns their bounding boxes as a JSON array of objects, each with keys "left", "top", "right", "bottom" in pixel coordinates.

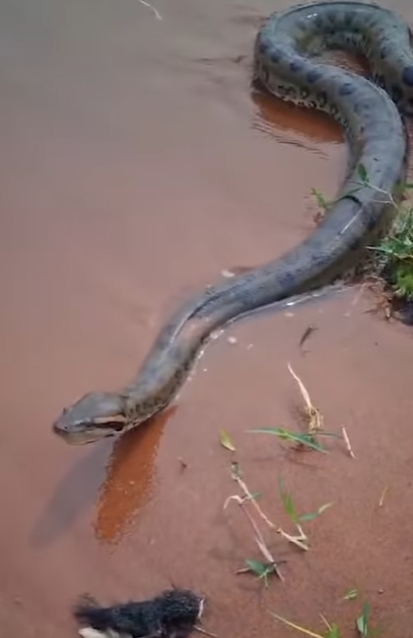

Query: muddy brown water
[{"left": 2, "top": 0, "right": 413, "bottom": 635}]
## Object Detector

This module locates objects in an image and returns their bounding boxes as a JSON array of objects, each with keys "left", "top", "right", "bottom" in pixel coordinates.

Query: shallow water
[{"left": 1, "top": 0, "right": 413, "bottom": 635}]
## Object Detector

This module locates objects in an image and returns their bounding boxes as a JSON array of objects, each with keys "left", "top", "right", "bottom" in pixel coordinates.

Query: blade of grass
[
  {"left": 298, "top": 502, "right": 333, "bottom": 523},
  {"left": 343, "top": 588, "right": 358, "bottom": 601},
  {"left": 249, "top": 427, "right": 328, "bottom": 453},
  {"left": 356, "top": 603, "right": 370, "bottom": 637},
  {"left": 271, "top": 613, "right": 325, "bottom": 638},
  {"left": 279, "top": 476, "right": 298, "bottom": 523},
  {"left": 357, "top": 163, "right": 368, "bottom": 183},
  {"left": 219, "top": 430, "right": 236, "bottom": 452},
  {"left": 245, "top": 559, "right": 268, "bottom": 577}
]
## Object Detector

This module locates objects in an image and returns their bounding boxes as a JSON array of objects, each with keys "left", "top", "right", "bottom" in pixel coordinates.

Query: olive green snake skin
[{"left": 53, "top": 1, "right": 413, "bottom": 444}]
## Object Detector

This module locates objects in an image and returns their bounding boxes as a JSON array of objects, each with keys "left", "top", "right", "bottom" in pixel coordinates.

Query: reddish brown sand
[{"left": 2, "top": 0, "right": 413, "bottom": 636}]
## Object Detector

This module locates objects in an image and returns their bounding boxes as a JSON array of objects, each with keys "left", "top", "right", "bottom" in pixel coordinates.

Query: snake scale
[{"left": 53, "top": 1, "right": 413, "bottom": 444}]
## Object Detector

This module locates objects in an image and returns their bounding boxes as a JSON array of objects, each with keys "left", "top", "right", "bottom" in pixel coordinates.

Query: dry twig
[
  {"left": 224, "top": 494, "right": 285, "bottom": 581},
  {"left": 231, "top": 467, "right": 276, "bottom": 529},
  {"left": 288, "top": 363, "right": 323, "bottom": 435},
  {"left": 341, "top": 425, "right": 356, "bottom": 459}
]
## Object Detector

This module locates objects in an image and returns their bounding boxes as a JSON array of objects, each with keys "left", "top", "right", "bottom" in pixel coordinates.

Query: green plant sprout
[
  {"left": 249, "top": 363, "right": 340, "bottom": 453},
  {"left": 343, "top": 588, "right": 358, "bottom": 601},
  {"left": 312, "top": 163, "right": 413, "bottom": 301},
  {"left": 248, "top": 426, "right": 338, "bottom": 453},
  {"left": 278, "top": 476, "right": 333, "bottom": 550},
  {"left": 272, "top": 611, "right": 342, "bottom": 638},
  {"left": 272, "top": 601, "right": 379, "bottom": 638}
]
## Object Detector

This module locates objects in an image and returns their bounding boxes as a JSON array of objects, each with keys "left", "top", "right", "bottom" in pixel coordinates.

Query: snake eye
[
  {"left": 93, "top": 419, "right": 126, "bottom": 432},
  {"left": 110, "top": 421, "right": 126, "bottom": 432}
]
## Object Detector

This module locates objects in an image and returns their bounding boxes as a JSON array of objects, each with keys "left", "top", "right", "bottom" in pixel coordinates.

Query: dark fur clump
[{"left": 73, "top": 589, "right": 203, "bottom": 638}]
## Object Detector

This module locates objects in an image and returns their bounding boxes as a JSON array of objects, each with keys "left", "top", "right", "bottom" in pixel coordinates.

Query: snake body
[{"left": 53, "top": 1, "right": 413, "bottom": 444}]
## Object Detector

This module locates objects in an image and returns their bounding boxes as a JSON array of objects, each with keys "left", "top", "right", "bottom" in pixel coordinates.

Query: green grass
[
  {"left": 278, "top": 476, "right": 333, "bottom": 526},
  {"left": 218, "top": 418, "right": 386, "bottom": 635},
  {"left": 272, "top": 601, "right": 379, "bottom": 638},
  {"left": 357, "top": 161, "right": 413, "bottom": 302},
  {"left": 313, "top": 163, "right": 413, "bottom": 303},
  {"left": 371, "top": 204, "right": 413, "bottom": 300}
]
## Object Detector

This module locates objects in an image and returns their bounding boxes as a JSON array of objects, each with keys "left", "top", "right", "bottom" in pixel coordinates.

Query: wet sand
[{"left": 1, "top": 0, "right": 413, "bottom": 635}]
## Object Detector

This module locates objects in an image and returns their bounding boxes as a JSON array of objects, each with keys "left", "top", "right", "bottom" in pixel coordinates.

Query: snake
[{"left": 53, "top": 1, "right": 413, "bottom": 445}]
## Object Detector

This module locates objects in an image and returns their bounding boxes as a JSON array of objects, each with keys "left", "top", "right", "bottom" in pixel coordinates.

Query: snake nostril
[{"left": 53, "top": 420, "right": 66, "bottom": 432}]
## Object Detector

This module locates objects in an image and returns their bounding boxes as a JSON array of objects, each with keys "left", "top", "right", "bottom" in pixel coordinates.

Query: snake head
[{"left": 52, "top": 391, "right": 127, "bottom": 445}]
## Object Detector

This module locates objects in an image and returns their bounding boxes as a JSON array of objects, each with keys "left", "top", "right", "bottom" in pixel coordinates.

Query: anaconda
[{"left": 53, "top": 1, "right": 413, "bottom": 444}]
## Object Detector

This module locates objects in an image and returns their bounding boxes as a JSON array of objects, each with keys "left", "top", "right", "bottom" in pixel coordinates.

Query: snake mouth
[{"left": 52, "top": 422, "right": 120, "bottom": 445}]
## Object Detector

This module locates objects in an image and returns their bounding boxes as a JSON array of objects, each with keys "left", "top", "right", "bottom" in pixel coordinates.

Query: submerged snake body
[{"left": 53, "top": 2, "right": 413, "bottom": 444}]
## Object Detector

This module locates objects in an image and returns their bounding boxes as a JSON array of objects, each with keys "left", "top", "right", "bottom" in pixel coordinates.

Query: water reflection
[
  {"left": 250, "top": 49, "right": 368, "bottom": 146},
  {"left": 251, "top": 88, "right": 342, "bottom": 148},
  {"left": 32, "top": 407, "right": 176, "bottom": 548},
  {"left": 31, "top": 438, "right": 109, "bottom": 548},
  {"left": 93, "top": 406, "right": 176, "bottom": 546}
]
